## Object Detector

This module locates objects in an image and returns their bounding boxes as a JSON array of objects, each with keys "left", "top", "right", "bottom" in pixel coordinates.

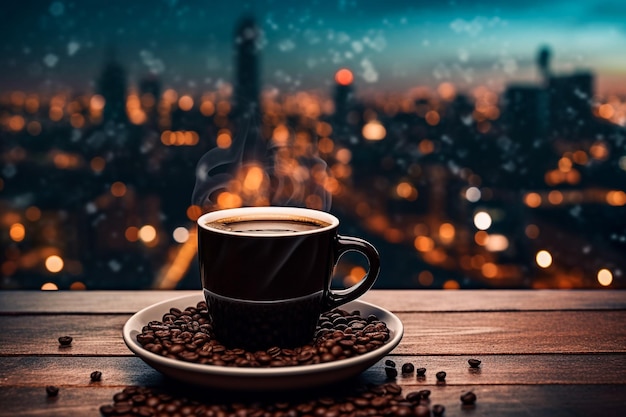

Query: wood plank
[
  {"left": 2, "top": 355, "right": 625, "bottom": 387},
  {"left": 2, "top": 290, "right": 626, "bottom": 314},
  {"left": 1, "top": 385, "right": 625, "bottom": 417},
  {"left": 1, "top": 311, "right": 625, "bottom": 356}
]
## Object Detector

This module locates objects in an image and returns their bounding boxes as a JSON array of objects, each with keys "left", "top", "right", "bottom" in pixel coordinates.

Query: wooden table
[{"left": 1, "top": 290, "right": 625, "bottom": 416}]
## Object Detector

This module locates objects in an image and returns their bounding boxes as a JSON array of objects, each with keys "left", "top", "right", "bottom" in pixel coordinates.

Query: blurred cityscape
[{"left": 1, "top": 16, "right": 625, "bottom": 291}]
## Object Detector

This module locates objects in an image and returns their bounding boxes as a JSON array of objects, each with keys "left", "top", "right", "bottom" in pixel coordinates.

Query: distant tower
[
  {"left": 537, "top": 46, "right": 552, "bottom": 85},
  {"left": 97, "top": 47, "right": 128, "bottom": 124},
  {"left": 332, "top": 68, "right": 355, "bottom": 142},
  {"left": 233, "top": 16, "right": 261, "bottom": 122}
]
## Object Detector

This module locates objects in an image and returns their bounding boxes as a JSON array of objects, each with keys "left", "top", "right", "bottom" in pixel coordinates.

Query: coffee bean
[
  {"left": 99, "top": 404, "right": 115, "bottom": 416},
  {"left": 384, "top": 366, "right": 398, "bottom": 379},
  {"left": 435, "top": 371, "right": 447, "bottom": 382},
  {"left": 415, "top": 404, "right": 431, "bottom": 417},
  {"left": 432, "top": 404, "right": 445, "bottom": 416},
  {"left": 58, "top": 336, "right": 73, "bottom": 346},
  {"left": 461, "top": 391, "right": 477, "bottom": 405},
  {"left": 416, "top": 367, "right": 427, "bottom": 376},
  {"left": 136, "top": 305, "right": 391, "bottom": 369},
  {"left": 468, "top": 358, "right": 481, "bottom": 368},
  {"left": 401, "top": 362, "right": 414, "bottom": 374},
  {"left": 418, "top": 389, "right": 431, "bottom": 400},
  {"left": 384, "top": 359, "right": 396, "bottom": 367},
  {"left": 90, "top": 370, "right": 102, "bottom": 381},
  {"left": 45, "top": 385, "right": 59, "bottom": 397}
]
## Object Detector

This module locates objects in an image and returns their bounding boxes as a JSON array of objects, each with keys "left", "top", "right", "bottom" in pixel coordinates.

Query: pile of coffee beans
[
  {"left": 136, "top": 301, "right": 391, "bottom": 368},
  {"left": 100, "top": 383, "right": 442, "bottom": 417}
]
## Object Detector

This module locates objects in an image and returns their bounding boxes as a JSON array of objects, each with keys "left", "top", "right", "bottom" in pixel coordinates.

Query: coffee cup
[{"left": 196, "top": 206, "right": 380, "bottom": 350}]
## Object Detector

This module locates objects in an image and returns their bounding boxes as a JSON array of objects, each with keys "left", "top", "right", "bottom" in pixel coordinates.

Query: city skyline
[{"left": 1, "top": 0, "right": 626, "bottom": 96}]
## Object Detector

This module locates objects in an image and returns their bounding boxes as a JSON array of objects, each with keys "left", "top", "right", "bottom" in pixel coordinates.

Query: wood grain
[
  {"left": 2, "top": 290, "right": 625, "bottom": 314},
  {"left": 2, "top": 355, "right": 625, "bottom": 387},
  {"left": 1, "top": 385, "right": 625, "bottom": 417},
  {"left": 1, "top": 311, "right": 624, "bottom": 356}
]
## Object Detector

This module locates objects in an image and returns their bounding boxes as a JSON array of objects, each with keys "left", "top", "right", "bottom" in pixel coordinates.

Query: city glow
[
  {"left": 524, "top": 192, "right": 542, "bottom": 208},
  {"left": 335, "top": 68, "right": 354, "bottom": 86},
  {"left": 536, "top": 250, "right": 553, "bottom": 268},
  {"left": 485, "top": 234, "right": 509, "bottom": 252},
  {"left": 9, "top": 223, "right": 25, "bottom": 242},
  {"left": 41, "top": 282, "right": 59, "bottom": 291},
  {"left": 45, "top": 255, "right": 64, "bottom": 273},
  {"left": 473, "top": 211, "right": 492, "bottom": 230},
  {"left": 362, "top": 120, "right": 386, "bottom": 141},
  {"left": 597, "top": 269, "right": 613, "bottom": 286},
  {"left": 110, "top": 181, "right": 127, "bottom": 197},
  {"left": 465, "top": 187, "right": 481, "bottom": 202},
  {"left": 172, "top": 227, "right": 190, "bottom": 243},
  {"left": 139, "top": 225, "right": 157, "bottom": 243},
  {"left": 438, "top": 223, "right": 455, "bottom": 244}
]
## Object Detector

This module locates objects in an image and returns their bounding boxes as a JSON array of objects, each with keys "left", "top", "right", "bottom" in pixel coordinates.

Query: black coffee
[{"left": 205, "top": 214, "right": 331, "bottom": 234}]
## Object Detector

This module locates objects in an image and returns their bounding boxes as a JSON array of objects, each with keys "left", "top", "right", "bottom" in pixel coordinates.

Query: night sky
[{"left": 1, "top": 0, "right": 625, "bottom": 95}]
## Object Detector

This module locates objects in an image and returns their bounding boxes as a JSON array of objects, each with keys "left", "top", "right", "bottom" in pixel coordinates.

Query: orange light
[
  {"left": 362, "top": 120, "right": 386, "bottom": 141},
  {"left": 216, "top": 132, "right": 232, "bottom": 149},
  {"left": 548, "top": 190, "right": 563, "bottom": 205},
  {"left": 474, "top": 230, "right": 488, "bottom": 245},
  {"left": 524, "top": 192, "right": 542, "bottom": 208},
  {"left": 414, "top": 236, "right": 434, "bottom": 252},
  {"left": 418, "top": 139, "right": 434, "bottom": 155},
  {"left": 41, "top": 282, "right": 59, "bottom": 291},
  {"left": 186, "top": 205, "right": 203, "bottom": 221},
  {"left": 216, "top": 192, "right": 243, "bottom": 209},
  {"left": 443, "top": 280, "right": 460, "bottom": 290},
  {"left": 482, "top": 262, "right": 498, "bottom": 278},
  {"left": 273, "top": 124, "right": 290, "bottom": 145},
  {"left": 598, "top": 104, "right": 614, "bottom": 119},
  {"left": 438, "top": 223, "right": 455, "bottom": 243},
  {"left": 243, "top": 166, "right": 265, "bottom": 191},
  {"left": 125, "top": 226, "right": 139, "bottom": 242},
  {"left": 335, "top": 68, "right": 354, "bottom": 86},
  {"left": 25, "top": 206, "right": 41, "bottom": 221},
  {"left": 90, "top": 157, "right": 106, "bottom": 173},
  {"left": 70, "top": 281, "right": 87, "bottom": 290},
  {"left": 45, "top": 255, "right": 64, "bottom": 273},
  {"left": 110, "top": 181, "right": 127, "bottom": 197},
  {"left": 417, "top": 270, "right": 434, "bottom": 286},
  {"left": 200, "top": 100, "right": 215, "bottom": 116},
  {"left": 525, "top": 224, "right": 540, "bottom": 239},
  {"left": 178, "top": 95, "right": 194, "bottom": 111},
  {"left": 437, "top": 82, "right": 456, "bottom": 101},
  {"left": 9, "top": 223, "right": 25, "bottom": 242},
  {"left": 425, "top": 110, "right": 440, "bottom": 126},
  {"left": 139, "top": 225, "right": 157, "bottom": 243},
  {"left": 317, "top": 137, "right": 334, "bottom": 154}
]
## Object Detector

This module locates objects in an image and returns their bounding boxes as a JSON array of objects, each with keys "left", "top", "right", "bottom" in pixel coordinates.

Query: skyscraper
[
  {"left": 233, "top": 16, "right": 261, "bottom": 122},
  {"left": 97, "top": 47, "right": 128, "bottom": 125}
]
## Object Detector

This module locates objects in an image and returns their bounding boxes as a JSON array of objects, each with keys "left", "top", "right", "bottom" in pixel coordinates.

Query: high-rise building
[
  {"left": 232, "top": 16, "right": 261, "bottom": 122},
  {"left": 97, "top": 47, "right": 128, "bottom": 125}
]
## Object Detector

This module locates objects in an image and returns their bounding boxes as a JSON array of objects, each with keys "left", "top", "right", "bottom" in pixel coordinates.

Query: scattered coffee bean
[
  {"left": 58, "top": 336, "right": 73, "bottom": 346},
  {"left": 435, "top": 371, "right": 447, "bottom": 381},
  {"left": 384, "top": 366, "right": 398, "bottom": 379},
  {"left": 136, "top": 302, "right": 391, "bottom": 369},
  {"left": 384, "top": 359, "right": 396, "bottom": 367},
  {"left": 45, "top": 385, "right": 59, "bottom": 397},
  {"left": 418, "top": 389, "right": 431, "bottom": 400},
  {"left": 468, "top": 358, "right": 481, "bottom": 368},
  {"left": 416, "top": 367, "right": 427, "bottom": 376},
  {"left": 401, "top": 362, "right": 414, "bottom": 374},
  {"left": 415, "top": 404, "right": 431, "bottom": 417},
  {"left": 433, "top": 404, "right": 446, "bottom": 416},
  {"left": 90, "top": 371, "right": 102, "bottom": 382},
  {"left": 461, "top": 391, "right": 477, "bottom": 405},
  {"left": 99, "top": 382, "right": 432, "bottom": 417}
]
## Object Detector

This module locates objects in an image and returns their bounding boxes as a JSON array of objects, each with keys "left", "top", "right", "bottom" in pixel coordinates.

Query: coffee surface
[{"left": 206, "top": 214, "right": 331, "bottom": 234}]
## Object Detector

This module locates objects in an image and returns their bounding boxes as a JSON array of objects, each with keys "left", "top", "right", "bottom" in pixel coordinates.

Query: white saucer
[{"left": 123, "top": 294, "right": 403, "bottom": 391}]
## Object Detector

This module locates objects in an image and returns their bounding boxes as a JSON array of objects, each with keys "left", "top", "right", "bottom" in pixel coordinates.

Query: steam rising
[{"left": 192, "top": 118, "right": 332, "bottom": 212}]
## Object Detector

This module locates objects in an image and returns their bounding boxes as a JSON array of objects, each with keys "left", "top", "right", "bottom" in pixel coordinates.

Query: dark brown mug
[{"left": 197, "top": 206, "right": 380, "bottom": 350}]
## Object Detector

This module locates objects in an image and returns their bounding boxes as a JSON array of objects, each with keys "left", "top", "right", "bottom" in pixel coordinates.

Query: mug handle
[{"left": 324, "top": 235, "right": 381, "bottom": 311}]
